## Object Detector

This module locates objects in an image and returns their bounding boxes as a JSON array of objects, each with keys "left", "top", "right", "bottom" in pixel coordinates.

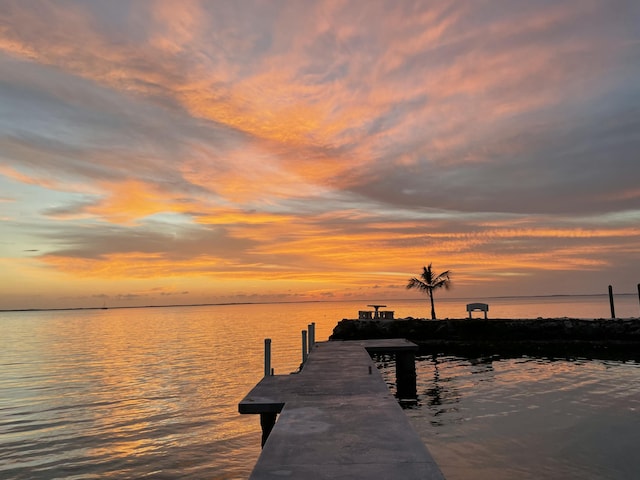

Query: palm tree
[{"left": 406, "top": 263, "right": 451, "bottom": 319}]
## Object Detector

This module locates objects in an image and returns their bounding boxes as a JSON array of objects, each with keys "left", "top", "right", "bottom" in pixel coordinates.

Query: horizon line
[{"left": 1, "top": 292, "right": 637, "bottom": 314}]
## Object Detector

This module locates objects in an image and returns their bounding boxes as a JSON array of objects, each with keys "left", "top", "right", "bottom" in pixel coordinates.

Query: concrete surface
[{"left": 239, "top": 339, "right": 445, "bottom": 479}]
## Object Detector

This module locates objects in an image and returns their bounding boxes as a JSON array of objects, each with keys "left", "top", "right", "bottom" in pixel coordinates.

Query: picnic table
[{"left": 367, "top": 304, "right": 387, "bottom": 319}]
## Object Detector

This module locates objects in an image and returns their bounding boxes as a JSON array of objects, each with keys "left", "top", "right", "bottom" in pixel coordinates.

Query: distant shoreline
[
  {"left": 0, "top": 300, "right": 327, "bottom": 313},
  {"left": 0, "top": 292, "right": 638, "bottom": 313}
]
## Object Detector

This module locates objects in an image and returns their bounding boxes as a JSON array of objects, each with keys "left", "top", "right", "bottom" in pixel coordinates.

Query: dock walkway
[{"left": 239, "top": 339, "right": 445, "bottom": 479}]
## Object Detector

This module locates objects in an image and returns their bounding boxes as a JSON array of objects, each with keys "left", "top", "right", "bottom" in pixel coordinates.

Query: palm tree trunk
[{"left": 429, "top": 289, "right": 436, "bottom": 319}]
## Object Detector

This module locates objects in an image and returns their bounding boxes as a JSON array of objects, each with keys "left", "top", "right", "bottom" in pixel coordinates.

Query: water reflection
[
  {"left": 421, "top": 355, "right": 458, "bottom": 427},
  {"left": 0, "top": 307, "right": 269, "bottom": 479},
  {"left": 377, "top": 353, "right": 640, "bottom": 480},
  {"left": 2, "top": 301, "right": 639, "bottom": 480},
  {"left": 1, "top": 303, "right": 370, "bottom": 479}
]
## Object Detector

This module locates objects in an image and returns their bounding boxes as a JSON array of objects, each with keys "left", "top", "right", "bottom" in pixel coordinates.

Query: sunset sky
[{"left": 1, "top": 1, "right": 639, "bottom": 310}]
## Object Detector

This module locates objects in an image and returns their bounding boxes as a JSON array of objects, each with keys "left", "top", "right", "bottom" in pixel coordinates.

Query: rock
[{"left": 330, "top": 318, "right": 640, "bottom": 360}]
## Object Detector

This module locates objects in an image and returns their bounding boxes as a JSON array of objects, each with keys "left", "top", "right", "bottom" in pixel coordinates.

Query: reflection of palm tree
[
  {"left": 425, "top": 353, "right": 442, "bottom": 406},
  {"left": 406, "top": 263, "right": 451, "bottom": 319},
  {"left": 422, "top": 355, "right": 462, "bottom": 427}
]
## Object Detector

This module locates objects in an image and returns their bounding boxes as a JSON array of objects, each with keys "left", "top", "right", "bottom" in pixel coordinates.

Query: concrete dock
[{"left": 239, "top": 339, "right": 445, "bottom": 479}]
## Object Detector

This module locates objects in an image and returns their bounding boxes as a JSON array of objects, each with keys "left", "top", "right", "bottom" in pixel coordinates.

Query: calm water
[
  {"left": 1, "top": 296, "right": 639, "bottom": 479},
  {"left": 378, "top": 355, "right": 640, "bottom": 479}
]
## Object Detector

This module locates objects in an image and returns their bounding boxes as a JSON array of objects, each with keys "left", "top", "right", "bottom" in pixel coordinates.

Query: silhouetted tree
[{"left": 407, "top": 263, "right": 451, "bottom": 319}]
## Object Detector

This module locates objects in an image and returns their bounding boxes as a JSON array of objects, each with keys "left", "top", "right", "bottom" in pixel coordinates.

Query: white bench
[{"left": 466, "top": 303, "right": 489, "bottom": 319}]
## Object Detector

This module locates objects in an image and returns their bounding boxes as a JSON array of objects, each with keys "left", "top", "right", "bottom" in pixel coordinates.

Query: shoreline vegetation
[
  {"left": 331, "top": 318, "right": 640, "bottom": 361},
  {"left": 1, "top": 292, "right": 638, "bottom": 313}
]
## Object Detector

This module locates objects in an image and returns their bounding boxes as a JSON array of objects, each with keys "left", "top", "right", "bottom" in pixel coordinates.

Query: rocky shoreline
[{"left": 330, "top": 318, "right": 640, "bottom": 360}]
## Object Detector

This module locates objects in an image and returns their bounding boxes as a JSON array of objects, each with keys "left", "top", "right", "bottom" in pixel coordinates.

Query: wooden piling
[
  {"left": 264, "top": 338, "right": 271, "bottom": 377},
  {"left": 308, "top": 322, "right": 315, "bottom": 350},
  {"left": 396, "top": 350, "right": 417, "bottom": 400},
  {"left": 301, "top": 330, "right": 308, "bottom": 363}
]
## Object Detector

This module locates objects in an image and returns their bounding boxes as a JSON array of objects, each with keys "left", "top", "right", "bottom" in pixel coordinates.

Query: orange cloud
[
  {"left": 40, "top": 252, "right": 219, "bottom": 279},
  {"left": 84, "top": 179, "right": 197, "bottom": 225},
  {"left": 194, "top": 209, "right": 294, "bottom": 226},
  {"left": 0, "top": 164, "right": 71, "bottom": 191}
]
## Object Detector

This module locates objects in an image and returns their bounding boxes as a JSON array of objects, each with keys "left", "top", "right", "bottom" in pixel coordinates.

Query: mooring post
[
  {"left": 302, "top": 330, "right": 308, "bottom": 363},
  {"left": 637, "top": 283, "right": 640, "bottom": 314},
  {"left": 395, "top": 350, "right": 417, "bottom": 400},
  {"left": 264, "top": 338, "right": 272, "bottom": 377},
  {"left": 608, "top": 285, "right": 616, "bottom": 319},
  {"left": 308, "top": 322, "right": 315, "bottom": 351}
]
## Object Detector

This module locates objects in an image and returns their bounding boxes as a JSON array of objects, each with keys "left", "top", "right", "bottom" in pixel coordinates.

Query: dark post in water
[
  {"left": 395, "top": 351, "right": 417, "bottom": 400},
  {"left": 260, "top": 413, "right": 277, "bottom": 448},
  {"left": 608, "top": 285, "right": 616, "bottom": 319},
  {"left": 261, "top": 338, "right": 277, "bottom": 447}
]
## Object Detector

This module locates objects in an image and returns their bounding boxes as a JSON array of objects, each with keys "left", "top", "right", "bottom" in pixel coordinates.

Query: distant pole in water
[
  {"left": 264, "top": 338, "right": 272, "bottom": 377},
  {"left": 637, "top": 283, "right": 640, "bottom": 314},
  {"left": 608, "top": 285, "right": 616, "bottom": 319}
]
